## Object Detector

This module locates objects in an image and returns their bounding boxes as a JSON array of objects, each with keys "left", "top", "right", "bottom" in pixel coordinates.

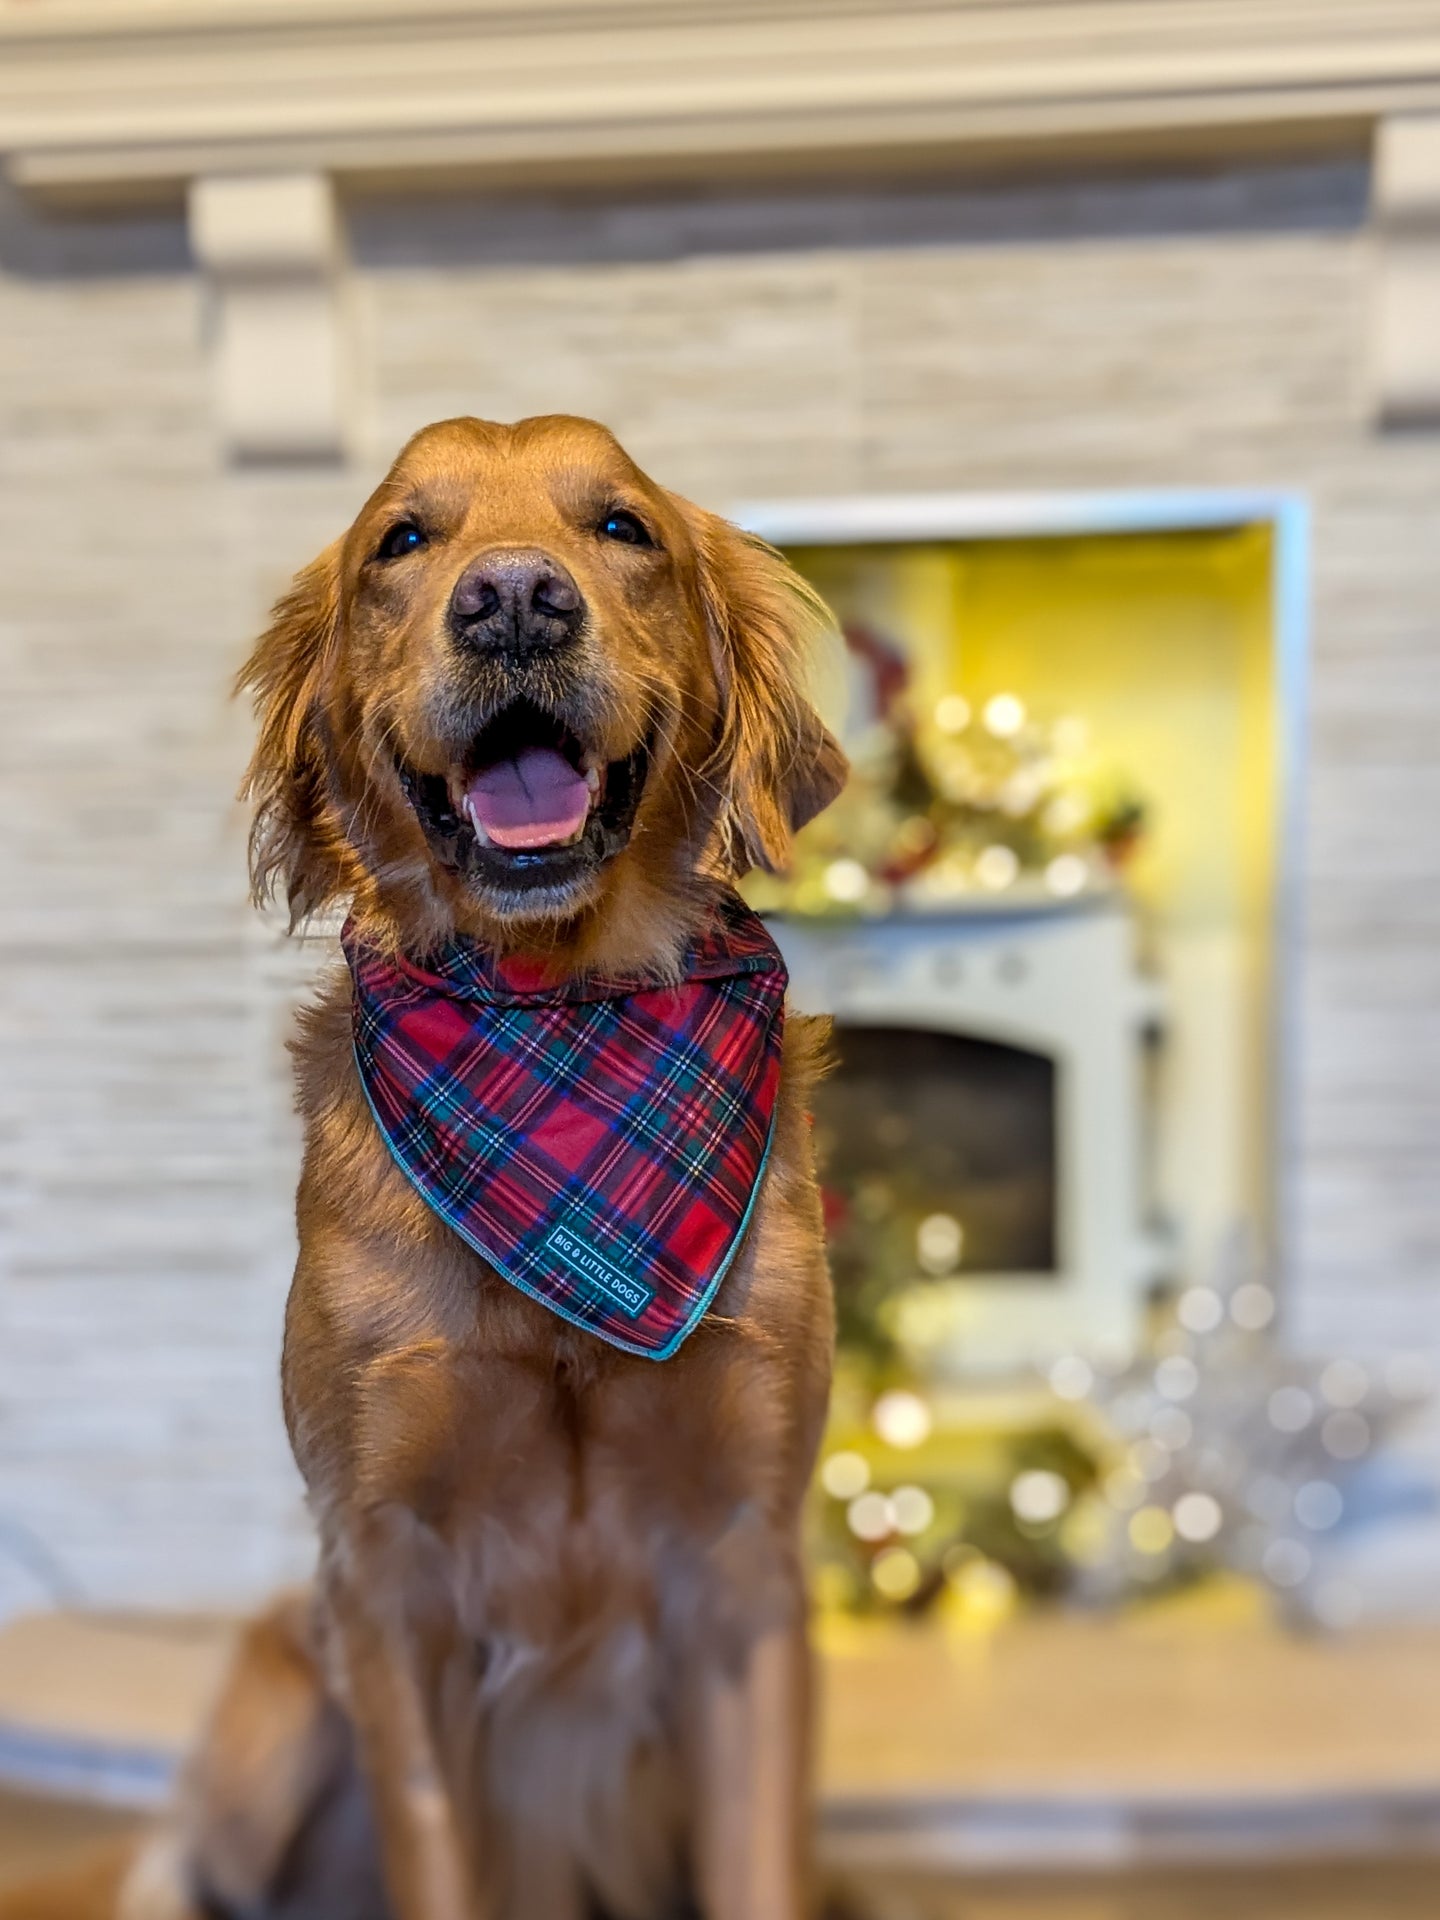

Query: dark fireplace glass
[{"left": 813, "top": 1026, "right": 1058, "bottom": 1332}]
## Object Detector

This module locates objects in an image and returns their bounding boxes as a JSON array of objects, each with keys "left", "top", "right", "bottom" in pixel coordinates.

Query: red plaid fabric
[{"left": 343, "top": 893, "right": 787, "bottom": 1359}]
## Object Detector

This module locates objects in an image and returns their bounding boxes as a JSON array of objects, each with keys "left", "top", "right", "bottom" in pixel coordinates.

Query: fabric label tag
[{"left": 545, "top": 1226, "right": 654, "bottom": 1318}]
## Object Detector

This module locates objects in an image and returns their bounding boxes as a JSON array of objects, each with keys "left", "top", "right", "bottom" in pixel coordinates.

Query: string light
[
  {"left": 820, "top": 1451, "right": 870, "bottom": 1500},
  {"left": 871, "top": 1547, "right": 921, "bottom": 1601},
  {"left": 822, "top": 857, "right": 868, "bottom": 904},
  {"left": 1009, "top": 1470, "right": 1070, "bottom": 1525},
  {"left": 1231, "top": 1284, "right": 1276, "bottom": 1331},
  {"left": 1319, "top": 1360, "right": 1368, "bottom": 1408},
  {"left": 1045, "top": 853, "right": 1089, "bottom": 897},
  {"left": 1050, "top": 1241, "right": 1420, "bottom": 1623},
  {"left": 1156, "top": 1355, "right": 1199, "bottom": 1402},
  {"left": 1042, "top": 791, "right": 1091, "bottom": 836},
  {"left": 1150, "top": 1406, "right": 1193, "bottom": 1451},
  {"left": 945, "top": 1555, "right": 1016, "bottom": 1625},
  {"left": 1267, "top": 1387, "right": 1314, "bottom": 1433},
  {"left": 1049, "top": 1356, "right": 1094, "bottom": 1401},
  {"left": 982, "top": 692, "right": 1026, "bottom": 738},
  {"left": 872, "top": 1389, "right": 932, "bottom": 1450},
  {"left": 1129, "top": 1507, "right": 1175, "bottom": 1554},
  {"left": 1294, "top": 1481, "right": 1343, "bottom": 1531},
  {"left": 892, "top": 1486, "right": 936, "bottom": 1536},
  {"left": 847, "top": 1492, "right": 896, "bottom": 1542},
  {"left": 915, "top": 1212, "right": 963, "bottom": 1275},
  {"left": 975, "top": 844, "right": 1019, "bottom": 891},
  {"left": 1173, "top": 1492, "right": 1223, "bottom": 1544},
  {"left": 1177, "top": 1287, "right": 1224, "bottom": 1334}
]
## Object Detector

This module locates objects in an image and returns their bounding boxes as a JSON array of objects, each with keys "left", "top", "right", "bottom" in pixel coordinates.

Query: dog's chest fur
[{"left": 283, "top": 977, "right": 832, "bottom": 1915}]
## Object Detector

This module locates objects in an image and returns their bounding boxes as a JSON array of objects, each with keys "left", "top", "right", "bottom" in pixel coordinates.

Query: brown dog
[
  {"left": 237, "top": 415, "right": 843, "bottom": 1920},
  {"left": 0, "top": 415, "right": 843, "bottom": 1920}
]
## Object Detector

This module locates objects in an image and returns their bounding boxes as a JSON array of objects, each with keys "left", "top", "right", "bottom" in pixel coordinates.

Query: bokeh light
[
  {"left": 1010, "top": 1469, "right": 1070, "bottom": 1525},
  {"left": 871, "top": 1390, "right": 933, "bottom": 1450},
  {"left": 982, "top": 692, "right": 1026, "bottom": 738},
  {"left": 821, "top": 1450, "right": 871, "bottom": 1500}
]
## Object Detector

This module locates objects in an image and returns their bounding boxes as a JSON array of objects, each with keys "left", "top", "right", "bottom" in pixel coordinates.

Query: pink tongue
[{"left": 464, "top": 745, "right": 591, "bottom": 850}]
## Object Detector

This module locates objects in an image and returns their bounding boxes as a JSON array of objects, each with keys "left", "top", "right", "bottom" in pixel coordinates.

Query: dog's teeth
[
  {"left": 584, "top": 764, "right": 601, "bottom": 796},
  {"left": 462, "top": 797, "right": 492, "bottom": 846}
]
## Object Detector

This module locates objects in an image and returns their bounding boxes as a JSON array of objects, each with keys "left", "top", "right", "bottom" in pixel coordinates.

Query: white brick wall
[{"left": 2, "top": 159, "right": 1437, "bottom": 1614}]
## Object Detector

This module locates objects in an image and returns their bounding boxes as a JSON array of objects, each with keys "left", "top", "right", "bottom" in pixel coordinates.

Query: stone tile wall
[{"left": 2, "top": 158, "right": 1436, "bottom": 1614}]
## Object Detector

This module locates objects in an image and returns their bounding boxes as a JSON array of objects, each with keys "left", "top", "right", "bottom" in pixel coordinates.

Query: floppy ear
[
  {"left": 235, "top": 541, "right": 349, "bottom": 925},
  {"left": 685, "top": 505, "right": 848, "bottom": 876}
]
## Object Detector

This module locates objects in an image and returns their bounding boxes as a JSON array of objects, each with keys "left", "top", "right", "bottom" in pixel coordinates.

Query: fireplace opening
[{"left": 814, "top": 1024, "right": 1059, "bottom": 1342}]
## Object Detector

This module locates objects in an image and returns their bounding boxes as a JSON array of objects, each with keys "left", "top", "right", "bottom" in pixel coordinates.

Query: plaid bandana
[{"left": 344, "top": 894, "right": 787, "bottom": 1360}]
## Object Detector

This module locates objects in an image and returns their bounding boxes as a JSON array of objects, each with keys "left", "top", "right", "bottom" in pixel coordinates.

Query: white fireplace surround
[
  {"left": 776, "top": 899, "right": 1163, "bottom": 1374},
  {"left": 740, "top": 486, "right": 1309, "bottom": 1368}
]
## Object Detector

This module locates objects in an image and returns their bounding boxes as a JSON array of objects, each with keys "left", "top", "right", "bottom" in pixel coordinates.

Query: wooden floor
[
  {"left": 4, "top": 1612, "right": 1440, "bottom": 1913},
  {"left": 1, "top": 1792, "right": 1437, "bottom": 1919},
  {"left": 10, "top": 1607, "right": 1440, "bottom": 1808},
  {"left": 0, "top": 1790, "right": 136, "bottom": 1889},
  {"left": 819, "top": 1611, "right": 1440, "bottom": 1802},
  {"left": 829, "top": 1859, "right": 1440, "bottom": 1918}
]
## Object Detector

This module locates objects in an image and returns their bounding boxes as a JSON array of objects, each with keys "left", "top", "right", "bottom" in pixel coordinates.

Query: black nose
[{"left": 448, "top": 548, "right": 584, "bottom": 654}]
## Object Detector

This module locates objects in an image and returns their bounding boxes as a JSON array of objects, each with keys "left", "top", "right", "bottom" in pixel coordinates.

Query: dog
[
  {"left": 0, "top": 414, "right": 845, "bottom": 1920},
  {"left": 246, "top": 413, "right": 846, "bottom": 1920}
]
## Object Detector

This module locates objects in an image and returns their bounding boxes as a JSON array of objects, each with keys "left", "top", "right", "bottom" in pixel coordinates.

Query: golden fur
[{"left": 0, "top": 416, "right": 845, "bottom": 1920}]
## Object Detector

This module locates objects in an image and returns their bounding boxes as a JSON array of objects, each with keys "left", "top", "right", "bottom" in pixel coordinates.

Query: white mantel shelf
[
  {"left": 3, "top": 0, "right": 1440, "bottom": 206},
  {"left": 7, "top": 4, "right": 1440, "bottom": 441}
]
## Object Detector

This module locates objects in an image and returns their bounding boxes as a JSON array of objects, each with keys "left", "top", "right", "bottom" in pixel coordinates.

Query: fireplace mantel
[
  {"left": 5, "top": 1, "right": 1440, "bottom": 452},
  {"left": 2, "top": 0, "right": 1439, "bottom": 206}
]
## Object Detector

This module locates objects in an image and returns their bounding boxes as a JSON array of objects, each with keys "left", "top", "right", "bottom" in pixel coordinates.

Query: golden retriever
[{"left": 0, "top": 414, "right": 845, "bottom": 1920}]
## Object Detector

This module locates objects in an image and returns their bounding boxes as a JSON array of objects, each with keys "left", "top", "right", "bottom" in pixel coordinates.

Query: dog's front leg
[
  {"left": 323, "top": 1517, "right": 485, "bottom": 1920},
  {"left": 689, "top": 1537, "right": 812, "bottom": 1920}
]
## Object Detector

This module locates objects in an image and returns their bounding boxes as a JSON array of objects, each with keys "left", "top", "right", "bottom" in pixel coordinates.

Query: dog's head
[{"left": 239, "top": 416, "right": 845, "bottom": 965}]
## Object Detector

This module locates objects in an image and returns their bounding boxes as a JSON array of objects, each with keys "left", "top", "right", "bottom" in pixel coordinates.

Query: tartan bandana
[{"left": 344, "top": 893, "right": 787, "bottom": 1360}]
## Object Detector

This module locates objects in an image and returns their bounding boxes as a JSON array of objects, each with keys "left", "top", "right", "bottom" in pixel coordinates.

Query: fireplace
[
  {"left": 775, "top": 900, "right": 1163, "bottom": 1374},
  {"left": 818, "top": 1024, "right": 1058, "bottom": 1280},
  {"left": 744, "top": 488, "right": 1304, "bottom": 1378}
]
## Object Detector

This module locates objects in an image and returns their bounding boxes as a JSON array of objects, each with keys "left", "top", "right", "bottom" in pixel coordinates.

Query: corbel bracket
[
  {"left": 1373, "top": 115, "right": 1440, "bottom": 427},
  {"left": 188, "top": 172, "right": 352, "bottom": 464}
]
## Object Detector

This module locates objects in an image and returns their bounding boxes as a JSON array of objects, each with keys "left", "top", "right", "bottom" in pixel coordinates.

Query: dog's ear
[
  {"left": 236, "top": 542, "right": 349, "bottom": 925},
  {"left": 684, "top": 504, "right": 848, "bottom": 876}
]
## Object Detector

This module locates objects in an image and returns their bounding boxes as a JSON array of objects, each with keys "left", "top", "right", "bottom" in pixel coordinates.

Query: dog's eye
[
  {"left": 376, "top": 521, "right": 428, "bottom": 561},
  {"left": 598, "top": 509, "right": 652, "bottom": 548}
]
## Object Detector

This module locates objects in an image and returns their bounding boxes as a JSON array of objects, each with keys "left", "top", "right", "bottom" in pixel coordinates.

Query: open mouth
[{"left": 396, "top": 700, "right": 650, "bottom": 904}]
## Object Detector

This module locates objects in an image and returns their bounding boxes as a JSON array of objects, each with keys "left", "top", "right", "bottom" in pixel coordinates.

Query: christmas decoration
[
  {"left": 785, "top": 621, "right": 1429, "bottom": 1633},
  {"left": 745, "top": 619, "right": 1148, "bottom": 920},
  {"left": 1050, "top": 1235, "right": 1435, "bottom": 1627},
  {"left": 808, "top": 1236, "right": 1433, "bottom": 1630},
  {"left": 809, "top": 1361, "right": 1098, "bottom": 1627}
]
